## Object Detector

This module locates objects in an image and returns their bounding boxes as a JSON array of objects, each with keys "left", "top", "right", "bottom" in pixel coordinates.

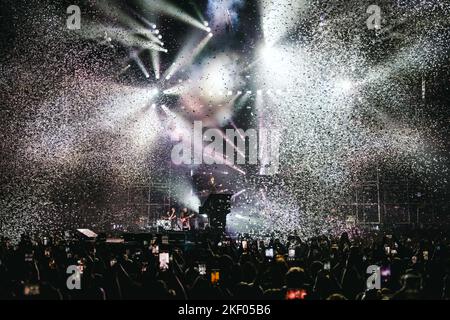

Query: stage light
[
  {"left": 152, "top": 24, "right": 157, "bottom": 29},
  {"left": 203, "top": 21, "right": 209, "bottom": 27},
  {"left": 257, "top": 90, "right": 262, "bottom": 95},
  {"left": 163, "top": 33, "right": 212, "bottom": 81},
  {"left": 151, "top": 104, "right": 156, "bottom": 109},
  {"left": 237, "top": 90, "right": 242, "bottom": 95},
  {"left": 247, "top": 90, "right": 252, "bottom": 94},
  {"left": 141, "top": 0, "right": 210, "bottom": 32},
  {"left": 336, "top": 79, "right": 353, "bottom": 92},
  {"left": 208, "top": 32, "right": 213, "bottom": 37},
  {"left": 227, "top": 90, "right": 233, "bottom": 96},
  {"left": 154, "top": 29, "right": 160, "bottom": 34},
  {"left": 206, "top": 27, "right": 211, "bottom": 32},
  {"left": 158, "top": 35, "right": 163, "bottom": 39}
]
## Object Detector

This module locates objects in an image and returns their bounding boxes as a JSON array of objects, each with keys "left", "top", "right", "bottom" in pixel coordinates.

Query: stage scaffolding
[{"left": 345, "top": 170, "right": 436, "bottom": 226}]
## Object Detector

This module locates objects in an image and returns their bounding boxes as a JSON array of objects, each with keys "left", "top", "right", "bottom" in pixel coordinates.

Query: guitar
[{"left": 180, "top": 214, "right": 195, "bottom": 225}]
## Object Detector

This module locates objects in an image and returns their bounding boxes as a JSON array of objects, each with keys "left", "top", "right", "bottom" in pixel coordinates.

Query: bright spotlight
[
  {"left": 260, "top": 45, "right": 279, "bottom": 62},
  {"left": 154, "top": 29, "right": 160, "bottom": 34},
  {"left": 257, "top": 90, "right": 262, "bottom": 95},
  {"left": 208, "top": 32, "right": 213, "bottom": 37},
  {"left": 151, "top": 104, "right": 156, "bottom": 109},
  {"left": 203, "top": 21, "right": 209, "bottom": 27},
  {"left": 152, "top": 24, "right": 157, "bottom": 29},
  {"left": 206, "top": 27, "right": 211, "bottom": 32},
  {"left": 336, "top": 79, "right": 353, "bottom": 92},
  {"left": 237, "top": 90, "right": 242, "bottom": 95},
  {"left": 158, "top": 35, "right": 163, "bottom": 39}
]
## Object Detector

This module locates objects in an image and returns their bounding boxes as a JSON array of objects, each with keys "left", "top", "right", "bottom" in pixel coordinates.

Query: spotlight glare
[
  {"left": 336, "top": 79, "right": 353, "bottom": 92},
  {"left": 208, "top": 32, "right": 213, "bottom": 37},
  {"left": 206, "top": 27, "right": 211, "bottom": 32},
  {"left": 203, "top": 21, "right": 209, "bottom": 27}
]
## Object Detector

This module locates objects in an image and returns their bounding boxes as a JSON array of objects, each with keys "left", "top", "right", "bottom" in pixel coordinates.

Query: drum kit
[{"left": 156, "top": 219, "right": 172, "bottom": 230}]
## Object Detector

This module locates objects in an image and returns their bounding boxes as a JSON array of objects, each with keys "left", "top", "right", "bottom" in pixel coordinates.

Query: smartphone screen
[
  {"left": 24, "top": 284, "right": 40, "bottom": 296},
  {"left": 152, "top": 245, "right": 159, "bottom": 255},
  {"left": 265, "top": 248, "right": 274, "bottom": 258},
  {"left": 159, "top": 252, "right": 170, "bottom": 271},
  {"left": 199, "top": 264, "right": 206, "bottom": 275},
  {"left": 324, "top": 261, "right": 331, "bottom": 271},
  {"left": 24, "top": 253, "right": 33, "bottom": 262},
  {"left": 286, "top": 289, "right": 307, "bottom": 300},
  {"left": 288, "top": 249, "right": 295, "bottom": 259},
  {"left": 211, "top": 270, "right": 220, "bottom": 285},
  {"left": 381, "top": 267, "right": 391, "bottom": 282},
  {"left": 77, "top": 260, "right": 85, "bottom": 274},
  {"left": 242, "top": 240, "right": 248, "bottom": 250}
]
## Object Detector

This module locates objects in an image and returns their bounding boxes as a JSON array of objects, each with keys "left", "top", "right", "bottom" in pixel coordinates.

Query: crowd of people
[{"left": 0, "top": 226, "right": 449, "bottom": 300}]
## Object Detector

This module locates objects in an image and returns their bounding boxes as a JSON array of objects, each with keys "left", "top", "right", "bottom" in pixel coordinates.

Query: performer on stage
[
  {"left": 179, "top": 207, "right": 194, "bottom": 231},
  {"left": 165, "top": 207, "right": 177, "bottom": 229}
]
